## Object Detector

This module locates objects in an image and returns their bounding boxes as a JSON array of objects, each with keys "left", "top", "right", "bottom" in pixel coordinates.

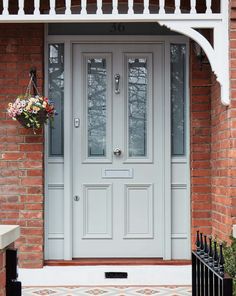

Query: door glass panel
[
  {"left": 171, "top": 44, "right": 186, "bottom": 156},
  {"left": 128, "top": 58, "right": 148, "bottom": 157},
  {"left": 87, "top": 58, "right": 107, "bottom": 157},
  {"left": 48, "top": 43, "right": 64, "bottom": 157}
]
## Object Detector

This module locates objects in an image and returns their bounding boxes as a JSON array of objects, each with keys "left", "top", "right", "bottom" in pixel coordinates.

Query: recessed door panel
[
  {"left": 83, "top": 184, "right": 112, "bottom": 239},
  {"left": 124, "top": 184, "right": 153, "bottom": 238}
]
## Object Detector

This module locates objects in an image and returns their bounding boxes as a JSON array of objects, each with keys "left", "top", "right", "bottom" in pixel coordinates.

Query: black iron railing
[
  {"left": 192, "top": 231, "right": 233, "bottom": 296},
  {"left": 6, "top": 249, "right": 21, "bottom": 296}
]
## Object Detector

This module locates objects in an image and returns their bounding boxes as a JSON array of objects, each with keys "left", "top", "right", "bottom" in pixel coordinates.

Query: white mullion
[
  {"left": 96, "top": 0, "right": 103, "bottom": 15},
  {"left": 190, "top": 0, "right": 196, "bottom": 14},
  {"left": 49, "top": 0, "right": 56, "bottom": 15},
  {"left": 206, "top": 0, "right": 212, "bottom": 14},
  {"left": 174, "top": 0, "right": 181, "bottom": 14},
  {"left": 159, "top": 0, "right": 165, "bottom": 14},
  {"left": 112, "top": 0, "right": 118, "bottom": 15},
  {"left": 128, "top": 0, "right": 134, "bottom": 15},
  {"left": 34, "top": 0, "right": 40, "bottom": 15},
  {"left": 3, "top": 0, "right": 9, "bottom": 15},
  {"left": 81, "top": 0, "right": 87, "bottom": 15},
  {"left": 18, "top": 0, "right": 24, "bottom": 15},
  {"left": 64, "top": 40, "right": 73, "bottom": 260},
  {"left": 65, "top": 0, "right": 71, "bottom": 14}
]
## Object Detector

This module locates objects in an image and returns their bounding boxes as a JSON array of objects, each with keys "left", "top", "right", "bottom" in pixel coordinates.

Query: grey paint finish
[{"left": 45, "top": 35, "right": 190, "bottom": 260}]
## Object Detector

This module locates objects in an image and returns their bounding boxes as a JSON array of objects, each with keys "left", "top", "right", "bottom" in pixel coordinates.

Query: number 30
[{"left": 110, "top": 23, "right": 125, "bottom": 33}]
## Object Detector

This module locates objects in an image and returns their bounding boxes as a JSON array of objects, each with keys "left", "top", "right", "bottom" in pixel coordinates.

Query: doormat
[{"left": 22, "top": 286, "right": 192, "bottom": 295}]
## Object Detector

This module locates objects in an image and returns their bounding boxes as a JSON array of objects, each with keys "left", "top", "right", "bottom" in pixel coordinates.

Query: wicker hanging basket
[
  {"left": 16, "top": 108, "right": 48, "bottom": 129},
  {"left": 7, "top": 74, "right": 56, "bottom": 133}
]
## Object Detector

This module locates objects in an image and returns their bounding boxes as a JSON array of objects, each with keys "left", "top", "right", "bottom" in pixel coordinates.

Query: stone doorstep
[{"left": 0, "top": 225, "right": 20, "bottom": 250}]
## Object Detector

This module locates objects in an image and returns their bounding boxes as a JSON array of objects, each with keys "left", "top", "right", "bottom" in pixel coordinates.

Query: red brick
[
  {"left": 0, "top": 23, "right": 44, "bottom": 268},
  {"left": 19, "top": 144, "right": 43, "bottom": 152},
  {"left": 1, "top": 152, "right": 25, "bottom": 160}
]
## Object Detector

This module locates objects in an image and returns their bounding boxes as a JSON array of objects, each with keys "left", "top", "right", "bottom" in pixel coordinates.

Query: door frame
[{"left": 44, "top": 34, "right": 190, "bottom": 261}]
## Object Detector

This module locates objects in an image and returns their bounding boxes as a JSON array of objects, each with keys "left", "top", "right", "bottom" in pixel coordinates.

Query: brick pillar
[
  {"left": 190, "top": 42, "right": 212, "bottom": 245},
  {"left": 210, "top": 76, "right": 232, "bottom": 242},
  {"left": 0, "top": 24, "right": 44, "bottom": 268}
]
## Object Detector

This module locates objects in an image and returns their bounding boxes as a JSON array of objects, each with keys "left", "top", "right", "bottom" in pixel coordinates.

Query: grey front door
[{"left": 72, "top": 43, "right": 165, "bottom": 258}]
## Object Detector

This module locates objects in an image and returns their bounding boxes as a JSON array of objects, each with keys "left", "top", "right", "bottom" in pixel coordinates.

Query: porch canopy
[{"left": 0, "top": 0, "right": 230, "bottom": 105}]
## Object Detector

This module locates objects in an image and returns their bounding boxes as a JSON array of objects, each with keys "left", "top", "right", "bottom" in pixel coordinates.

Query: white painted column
[
  {"left": 34, "top": 0, "right": 40, "bottom": 15},
  {"left": 112, "top": 0, "right": 118, "bottom": 15},
  {"left": 65, "top": 0, "right": 72, "bottom": 14},
  {"left": 206, "top": 0, "right": 212, "bottom": 14},
  {"left": 2, "top": 0, "right": 9, "bottom": 15},
  {"left": 49, "top": 0, "right": 56, "bottom": 15},
  {"left": 128, "top": 0, "right": 134, "bottom": 14},
  {"left": 96, "top": 0, "right": 103, "bottom": 15},
  {"left": 174, "top": 0, "right": 181, "bottom": 14},
  {"left": 190, "top": 0, "right": 196, "bottom": 14},
  {"left": 18, "top": 0, "right": 24, "bottom": 15},
  {"left": 159, "top": 0, "right": 165, "bottom": 14},
  {"left": 143, "top": 0, "right": 149, "bottom": 14},
  {"left": 81, "top": 0, "right": 87, "bottom": 15}
]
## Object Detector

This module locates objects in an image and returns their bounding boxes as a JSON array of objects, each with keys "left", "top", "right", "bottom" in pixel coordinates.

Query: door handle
[
  {"left": 114, "top": 74, "right": 120, "bottom": 94},
  {"left": 113, "top": 148, "right": 122, "bottom": 156}
]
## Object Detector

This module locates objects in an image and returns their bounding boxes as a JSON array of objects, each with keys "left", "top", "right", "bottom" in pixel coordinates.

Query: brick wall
[
  {"left": 0, "top": 24, "right": 44, "bottom": 268},
  {"left": 190, "top": 42, "right": 212, "bottom": 245},
  {"left": 210, "top": 76, "right": 232, "bottom": 243},
  {"left": 0, "top": 250, "right": 5, "bottom": 296},
  {"left": 204, "top": 0, "right": 236, "bottom": 244},
  {"left": 231, "top": 0, "right": 236, "bottom": 230}
]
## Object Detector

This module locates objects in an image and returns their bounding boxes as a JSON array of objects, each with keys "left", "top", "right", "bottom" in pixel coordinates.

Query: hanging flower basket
[
  {"left": 7, "top": 74, "right": 56, "bottom": 132},
  {"left": 7, "top": 95, "right": 55, "bottom": 131}
]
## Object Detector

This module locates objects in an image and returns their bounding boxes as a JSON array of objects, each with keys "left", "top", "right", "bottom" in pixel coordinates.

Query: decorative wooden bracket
[{"left": 158, "top": 7, "right": 230, "bottom": 106}]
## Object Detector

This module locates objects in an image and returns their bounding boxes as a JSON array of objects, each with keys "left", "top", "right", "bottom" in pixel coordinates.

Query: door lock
[
  {"left": 74, "top": 118, "right": 80, "bottom": 128},
  {"left": 74, "top": 195, "right": 80, "bottom": 201}
]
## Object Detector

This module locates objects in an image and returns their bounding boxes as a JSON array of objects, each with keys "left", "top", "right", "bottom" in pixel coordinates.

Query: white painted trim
[
  {"left": 185, "top": 40, "right": 191, "bottom": 260},
  {"left": 163, "top": 40, "right": 171, "bottom": 259},
  {"left": 44, "top": 25, "right": 50, "bottom": 260},
  {"left": 0, "top": 14, "right": 223, "bottom": 23}
]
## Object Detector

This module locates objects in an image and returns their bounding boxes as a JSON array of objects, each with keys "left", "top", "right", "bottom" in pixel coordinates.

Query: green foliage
[{"left": 222, "top": 237, "right": 236, "bottom": 296}]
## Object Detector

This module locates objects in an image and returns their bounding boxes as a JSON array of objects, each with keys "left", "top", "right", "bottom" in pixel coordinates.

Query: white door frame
[{"left": 45, "top": 34, "right": 190, "bottom": 261}]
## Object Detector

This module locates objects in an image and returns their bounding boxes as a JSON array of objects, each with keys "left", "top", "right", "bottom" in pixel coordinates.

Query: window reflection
[
  {"left": 171, "top": 44, "right": 186, "bottom": 156},
  {"left": 128, "top": 58, "right": 148, "bottom": 157},
  {"left": 87, "top": 58, "right": 107, "bottom": 157},
  {"left": 48, "top": 44, "right": 64, "bottom": 157}
]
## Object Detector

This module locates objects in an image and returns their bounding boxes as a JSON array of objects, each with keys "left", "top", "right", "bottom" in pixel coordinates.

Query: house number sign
[{"left": 110, "top": 23, "right": 125, "bottom": 33}]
